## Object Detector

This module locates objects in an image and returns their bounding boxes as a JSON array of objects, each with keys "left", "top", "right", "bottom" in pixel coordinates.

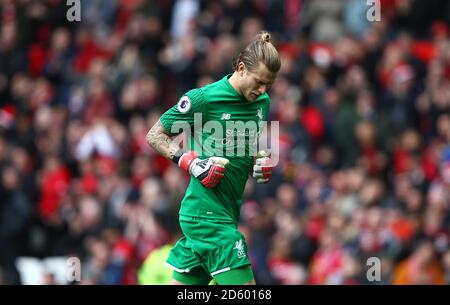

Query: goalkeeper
[{"left": 146, "top": 31, "right": 280, "bottom": 285}]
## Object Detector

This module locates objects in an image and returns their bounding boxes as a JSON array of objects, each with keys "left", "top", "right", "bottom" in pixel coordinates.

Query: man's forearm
[{"left": 146, "top": 120, "right": 180, "bottom": 160}]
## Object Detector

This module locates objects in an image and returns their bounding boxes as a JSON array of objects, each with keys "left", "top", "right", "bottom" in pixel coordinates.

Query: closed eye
[{"left": 256, "top": 79, "right": 273, "bottom": 88}]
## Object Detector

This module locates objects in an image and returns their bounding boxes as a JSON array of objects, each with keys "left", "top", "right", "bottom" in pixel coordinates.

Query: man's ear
[{"left": 237, "top": 62, "right": 246, "bottom": 77}]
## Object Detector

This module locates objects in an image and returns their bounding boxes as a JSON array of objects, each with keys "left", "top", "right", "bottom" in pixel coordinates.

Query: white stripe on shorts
[
  {"left": 210, "top": 267, "right": 231, "bottom": 276},
  {"left": 165, "top": 262, "right": 190, "bottom": 273}
]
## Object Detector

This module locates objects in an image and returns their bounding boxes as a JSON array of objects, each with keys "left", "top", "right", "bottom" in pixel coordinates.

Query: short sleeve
[{"left": 160, "top": 88, "right": 206, "bottom": 136}]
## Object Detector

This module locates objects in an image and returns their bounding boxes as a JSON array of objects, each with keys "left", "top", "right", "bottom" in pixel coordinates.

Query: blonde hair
[{"left": 232, "top": 31, "right": 281, "bottom": 73}]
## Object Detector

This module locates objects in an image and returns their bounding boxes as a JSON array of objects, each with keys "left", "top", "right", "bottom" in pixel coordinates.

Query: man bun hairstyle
[
  {"left": 232, "top": 31, "right": 281, "bottom": 74},
  {"left": 258, "top": 31, "right": 271, "bottom": 43}
]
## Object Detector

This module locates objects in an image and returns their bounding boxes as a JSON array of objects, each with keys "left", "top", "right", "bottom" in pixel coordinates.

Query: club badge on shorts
[{"left": 177, "top": 96, "right": 191, "bottom": 113}]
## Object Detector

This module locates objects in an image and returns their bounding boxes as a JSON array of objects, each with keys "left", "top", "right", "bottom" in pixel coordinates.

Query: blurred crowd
[{"left": 0, "top": 0, "right": 449, "bottom": 285}]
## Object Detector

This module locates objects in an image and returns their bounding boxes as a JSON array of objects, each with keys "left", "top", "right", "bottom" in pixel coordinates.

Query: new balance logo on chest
[{"left": 221, "top": 113, "right": 231, "bottom": 120}]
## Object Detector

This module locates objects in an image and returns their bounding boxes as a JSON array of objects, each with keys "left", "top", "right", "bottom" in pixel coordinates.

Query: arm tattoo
[{"left": 146, "top": 120, "right": 180, "bottom": 160}]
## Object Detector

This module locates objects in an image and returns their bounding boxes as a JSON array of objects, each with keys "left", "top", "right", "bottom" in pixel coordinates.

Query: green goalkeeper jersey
[{"left": 160, "top": 74, "right": 270, "bottom": 224}]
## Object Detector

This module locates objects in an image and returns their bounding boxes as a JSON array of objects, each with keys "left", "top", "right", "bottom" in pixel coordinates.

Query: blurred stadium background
[{"left": 0, "top": 0, "right": 449, "bottom": 285}]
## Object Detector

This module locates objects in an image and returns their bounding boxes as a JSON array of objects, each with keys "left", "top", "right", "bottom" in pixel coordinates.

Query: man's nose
[{"left": 258, "top": 85, "right": 267, "bottom": 94}]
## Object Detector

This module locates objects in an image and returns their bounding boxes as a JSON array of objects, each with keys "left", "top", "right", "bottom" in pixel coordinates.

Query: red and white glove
[
  {"left": 177, "top": 151, "right": 229, "bottom": 188},
  {"left": 253, "top": 151, "right": 273, "bottom": 183}
]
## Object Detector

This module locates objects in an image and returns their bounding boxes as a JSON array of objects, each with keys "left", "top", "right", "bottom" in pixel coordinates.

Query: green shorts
[{"left": 166, "top": 218, "right": 252, "bottom": 281}]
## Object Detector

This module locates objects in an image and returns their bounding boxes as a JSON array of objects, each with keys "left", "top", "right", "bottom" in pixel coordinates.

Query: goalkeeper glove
[
  {"left": 174, "top": 150, "right": 229, "bottom": 188},
  {"left": 253, "top": 150, "right": 273, "bottom": 184}
]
